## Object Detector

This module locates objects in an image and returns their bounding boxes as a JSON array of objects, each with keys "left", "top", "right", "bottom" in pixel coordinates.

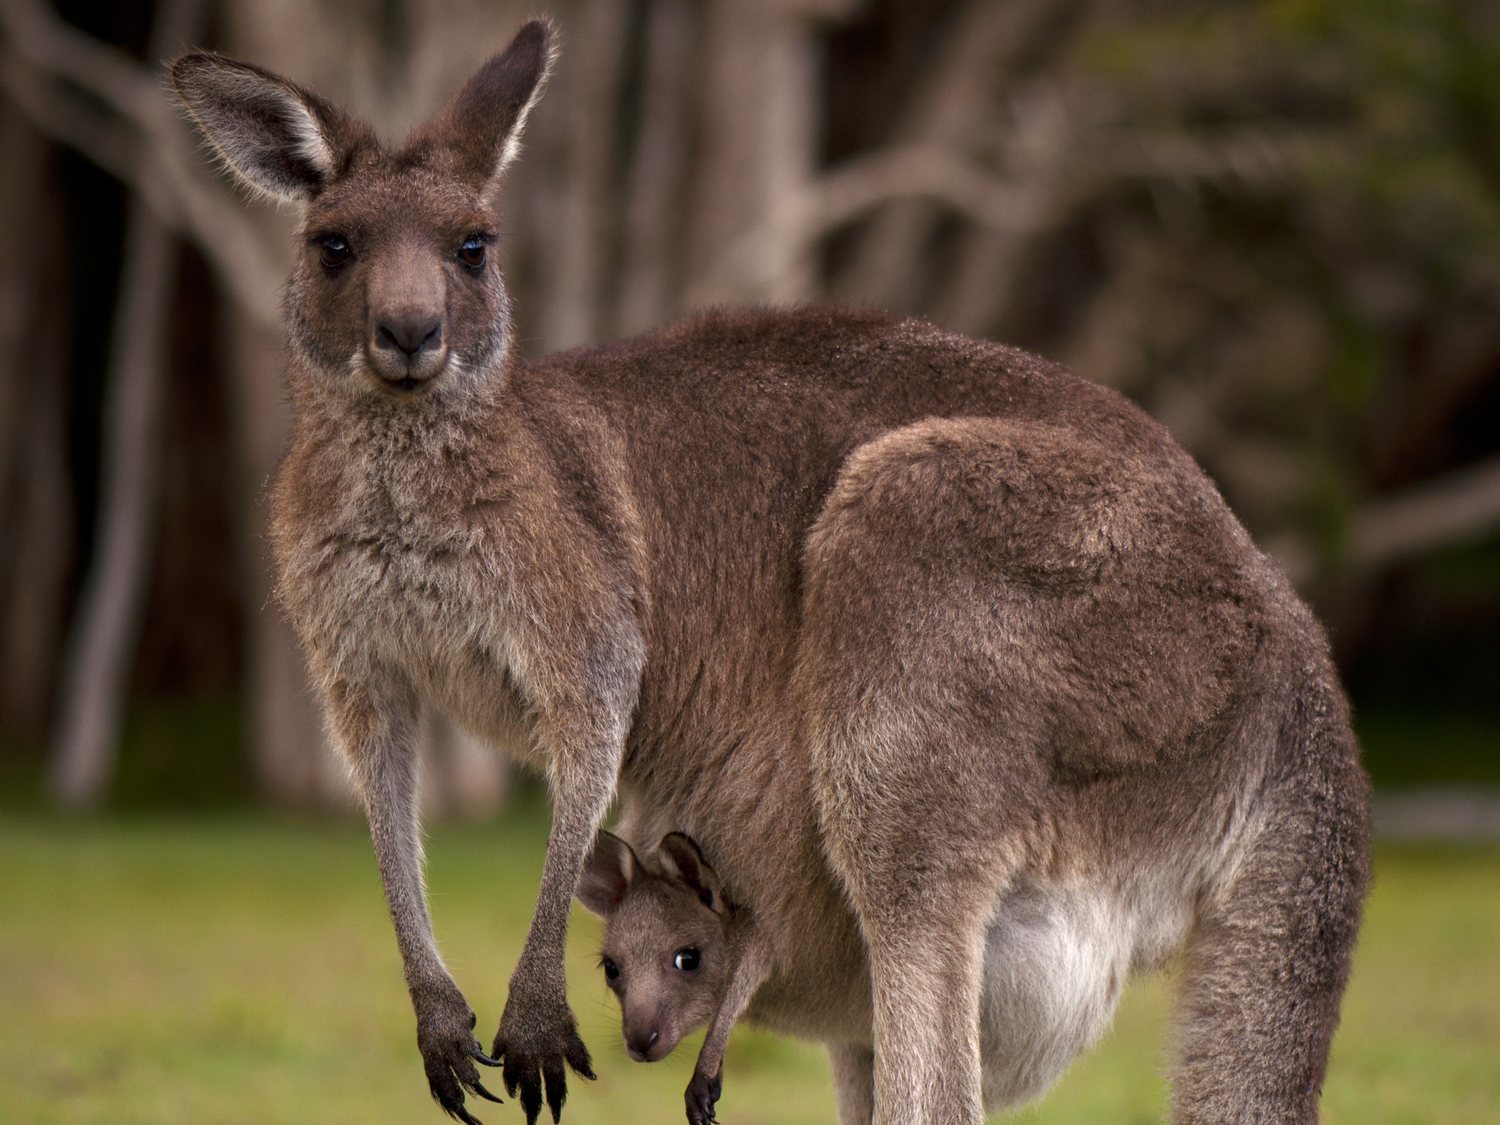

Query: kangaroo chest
[{"left": 278, "top": 458, "right": 548, "bottom": 761}]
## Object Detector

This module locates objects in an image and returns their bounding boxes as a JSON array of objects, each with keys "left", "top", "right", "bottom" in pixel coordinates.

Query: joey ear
[
  {"left": 657, "top": 833, "right": 726, "bottom": 915},
  {"left": 578, "top": 830, "right": 638, "bottom": 917},
  {"left": 419, "top": 19, "right": 555, "bottom": 188},
  {"left": 170, "top": 51, "right": 367, "bottom": 201}
]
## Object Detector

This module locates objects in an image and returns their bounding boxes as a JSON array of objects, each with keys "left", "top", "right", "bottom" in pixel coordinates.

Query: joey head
[
  {"left": 580, "top": 832, "right": 743, "bottom": 1125},
  {"left": 581, "top": 832, "right": 732, "bottom": 1061}
]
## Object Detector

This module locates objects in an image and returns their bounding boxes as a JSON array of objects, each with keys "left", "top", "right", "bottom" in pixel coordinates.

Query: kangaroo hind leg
[
  {"left": 858, "top": 855, "right": 997, "bottom": 1125},
  {"left": 1173, "top": 694, "right": 1369, "bottom": 1124},
  {"left": 799, "top": 419, "right": 1064, "bottom": 1124}
]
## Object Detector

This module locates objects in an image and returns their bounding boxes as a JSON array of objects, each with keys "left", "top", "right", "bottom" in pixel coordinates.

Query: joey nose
[
  {"left": 625, "top": 1028, "right": 660, "bottom": 1062},
  {"left": 375, "top": 314, "right": 442, "bottom": 357}
]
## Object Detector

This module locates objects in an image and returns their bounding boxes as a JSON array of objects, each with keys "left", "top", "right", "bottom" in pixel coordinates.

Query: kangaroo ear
[
  {"left": 420, "top": 18, "right": 555, "bottom": 188},
  {"left": 657, "top": 833, "right": 726, "bottom": 915},
  {"left": 578, "top": 830, "right": 639, "bottom": 917},
  {"left": 170, "top": 51, "right": 367, "bottom": 201}
]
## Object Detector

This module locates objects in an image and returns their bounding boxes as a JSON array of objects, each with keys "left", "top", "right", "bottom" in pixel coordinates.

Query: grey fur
[{"left": 172, "top": 19, "right": 1369, "bottom": 1125}]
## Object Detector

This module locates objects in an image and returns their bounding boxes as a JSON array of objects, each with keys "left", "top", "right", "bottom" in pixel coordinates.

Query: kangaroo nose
[
  {"left": 626, "top": 1028, "right": 660, "bottom": 1061},
  {"left": 375, "top": 315, "right": 442, "bottom": 357}
]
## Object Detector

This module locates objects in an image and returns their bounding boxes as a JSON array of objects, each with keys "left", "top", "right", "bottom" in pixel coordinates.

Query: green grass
[{"left": 1, "top": 806, "right": 1496, "bottom": 1124}]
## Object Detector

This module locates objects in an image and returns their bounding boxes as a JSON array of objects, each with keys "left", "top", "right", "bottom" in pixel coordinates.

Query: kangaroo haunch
[{"left": 171, "top": 18, "right": 1370, "bottom": 1125}]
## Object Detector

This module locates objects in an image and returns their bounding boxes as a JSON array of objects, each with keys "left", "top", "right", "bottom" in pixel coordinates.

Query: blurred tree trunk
[
  {"left": 532, "top": 0, "right": 627, "bottom": 352},
  {"left": 45, "top": 0, "right": 201, "bottom": 807},
  {"left": 613, "top": 0, "right": 695, "bottom": 338},
  {"left": 421, "top": 712, "right": 514, "bottom": 821},
  {"left": 46, "top": 202, "right": 175, "bottom": 805},
  {"left": 218, "top": 309, "right": 342, "bottom": 806},
  {"left": 835, "top": 0, "right": 1038, "bottom": 310},
  {"left": 685, "top": 1, "right": 828, "bottom": 306},
  {"left": 0, "top": 100, "right": 70, "bottom": 734},
  {"left": 928, "top": 80, "right": 1073, "bottom": 338}
]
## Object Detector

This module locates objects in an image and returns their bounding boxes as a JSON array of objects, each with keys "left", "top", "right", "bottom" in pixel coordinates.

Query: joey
[{"left": 580, "top": 832, "right": 755, "bottom": 1125}]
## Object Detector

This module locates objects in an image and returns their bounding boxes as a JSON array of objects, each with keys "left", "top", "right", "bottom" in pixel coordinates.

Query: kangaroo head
[
  {"left": 170, "top": 21, "right": 552, "bottom": 401},
  {"left": 578, "top": 831, "right": 734, "bottom": 1064}
]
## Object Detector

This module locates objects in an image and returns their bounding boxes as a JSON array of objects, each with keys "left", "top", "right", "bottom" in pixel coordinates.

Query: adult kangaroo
[{"left": 171, "top": 18, "right": 1369, "bottom": 1125}]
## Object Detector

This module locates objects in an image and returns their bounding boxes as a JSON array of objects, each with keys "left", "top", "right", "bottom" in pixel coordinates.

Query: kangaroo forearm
[
  {"left": 377, "top": 830, "right": 449, "bottom": 994},
  {"left": 515, "top": 818, "right": 597, "bottom": 981},
  {"left": 329, "top": 676, "right": 451, "bottom": 992},
  {"left": 520, "top": 744, "right": 627, "bottom": 975},
  {"left": 695, "top": 935, "right": 772, "bottom": 1077},
  {"left": 491, "top": 723, "right": 624, "bottom": 1119},
  {"left": 693, "top": 1009, "right": 738, "bottom": 1081},
  {"left": 514, "top": 646, "right": 638, "bottom": 954},
  {"left": 499, "top": 683, "right": 630, "bottom": 1019}
]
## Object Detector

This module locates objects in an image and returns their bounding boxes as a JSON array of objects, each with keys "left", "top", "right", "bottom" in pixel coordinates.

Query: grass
[{"left": 1, "top": 804, "right": 1496, "bottom": 1124}]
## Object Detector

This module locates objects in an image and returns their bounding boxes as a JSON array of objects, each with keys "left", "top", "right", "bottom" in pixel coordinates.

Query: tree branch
[
  {"left": 836, "top": 0, "right": 1065, "bottom": 308},
  {"left": 1269, "top": 456, "right": 1500, "bottom": 585},
  {"left": 700, "top": 144, "right": 1037, "bottom": 300},
  {"left": 1350, "top": 456, "right": 1500, "bottom": 569},
  {"left": 0, "top": 0, "right": 161, "bottom": 121},
  {"left": 0, "top": 0, "right": 283, "bottom": 326}
]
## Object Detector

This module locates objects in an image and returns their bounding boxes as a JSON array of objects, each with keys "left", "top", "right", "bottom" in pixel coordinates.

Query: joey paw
[
  {"left": 685, "top": 1070, "right": 723, "bottom": 1125},
  {"left": 492, "top": 995, "right": 594, "bottom": 1124}
]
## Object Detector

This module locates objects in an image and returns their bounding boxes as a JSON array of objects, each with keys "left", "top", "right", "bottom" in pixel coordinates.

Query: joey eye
[
  {"left": 318, "top": 235, "right": 352, "bottom": 269},
  {"left": 673, "top": 948, "right": 701, "bottom": 973},
  {"left": 458, "top": 235, "right": 486, "bottom": 269},
  {"left": 601, "top": 958, "right": 620, "bottom": 983}
]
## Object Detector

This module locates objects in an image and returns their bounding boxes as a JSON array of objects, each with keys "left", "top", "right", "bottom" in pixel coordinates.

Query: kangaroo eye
[
  {"left": 673, "top": 948, "right": 701, "bottom": 973},
  {"left": 601, "top": 958, "right": 620, "bottom": 983},
  {"left": 458, "top": 235, "right": 486, "bottom": 269},
  {"left": 318, "top": 235, "right": 351, "bottom": 269}
]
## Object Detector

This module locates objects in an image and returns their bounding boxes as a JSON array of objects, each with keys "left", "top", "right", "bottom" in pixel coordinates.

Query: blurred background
[
  {"left": 2, "top": 0, "right": 1498, "bottom": 812},
  {"left": 1, "top": 0, "right": 1497, "bottom": 1122}
]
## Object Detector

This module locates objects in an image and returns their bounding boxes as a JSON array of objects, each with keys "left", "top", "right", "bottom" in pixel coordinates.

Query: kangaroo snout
[
  {"left": 623, "top": 1001, "right": 679, "bottom": 1063},
  {"left": 376, "top": 314, "right": 442, "bottom": 358},
  {"left": 368, "top": 309, "right": 446, "bottom": 387},
  {"left": 625, "top": 1025, "right": 662, "bottom": 1063}
]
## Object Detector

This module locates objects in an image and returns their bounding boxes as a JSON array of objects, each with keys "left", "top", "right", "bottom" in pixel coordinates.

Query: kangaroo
[{"left": 171, "top": 18, "right": 1369, "bottom": 1125}]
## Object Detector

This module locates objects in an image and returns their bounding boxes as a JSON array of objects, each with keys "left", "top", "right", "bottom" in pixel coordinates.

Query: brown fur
[{"left": 172, "top": 20, "right": 1369, "bottom": 1125}]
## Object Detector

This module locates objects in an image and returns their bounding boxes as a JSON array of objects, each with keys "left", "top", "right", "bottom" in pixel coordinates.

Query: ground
[{"left": 1, "top": 795, "right": 1495, "bottom": 1124}]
